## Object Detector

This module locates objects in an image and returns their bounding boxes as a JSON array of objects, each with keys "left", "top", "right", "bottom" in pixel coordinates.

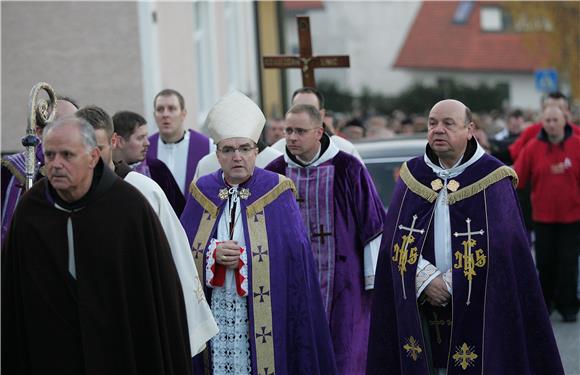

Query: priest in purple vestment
[
  {"left": 112, "top": 110, "right": 185, "bottom": 216},
  {"left": 147, "top": 89, "right": 214, "bottom": 196},
  {"left": 367, "top": 99, "right": 563, "bottom": 375},
  {"left": 180, "top": 91, "right": 336, "bottom": 375},
  {"left": 1, "top": 98, "right": 78, "bottom": 245},
  {"left": 265, "top": 104, "right": 385, "bottom": 375}
]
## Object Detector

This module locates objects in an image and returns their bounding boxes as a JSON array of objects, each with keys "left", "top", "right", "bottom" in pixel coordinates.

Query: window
[
  {"left": 453, "top": 1, "right": 475, "bottom": 25},
  {"left": 480, "top": 6, "right": 503, "bottom": 32},
  {"left": 480, "top": 6, "right": 513, "bottom": 32}
]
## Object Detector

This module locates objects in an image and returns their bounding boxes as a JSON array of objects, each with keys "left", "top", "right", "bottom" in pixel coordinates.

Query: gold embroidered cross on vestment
[
  {"left": 452, "top": 342, "right": 478, "bottom": 370},
  {"left": 453, "top": 218, "right": 486, "bottom": 305},
  {"left": 403, "top": 336, "right": 423, "bottom": 361},
  {"left": 392, "top": 214, "right": 424, "bottom": 299}
]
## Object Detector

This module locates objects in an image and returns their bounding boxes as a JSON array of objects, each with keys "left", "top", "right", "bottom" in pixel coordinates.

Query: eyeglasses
[
  {"left": 217, "top": 145, "right": 256, "bottom": 156},
  {"left": 283, "top": 127, "right": 321, "bottom": 136}
]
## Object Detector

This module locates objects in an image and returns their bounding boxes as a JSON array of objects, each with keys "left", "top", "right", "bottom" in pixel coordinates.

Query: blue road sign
[{"left": 535, "top": 69, "right": 559, "bottom": 93}]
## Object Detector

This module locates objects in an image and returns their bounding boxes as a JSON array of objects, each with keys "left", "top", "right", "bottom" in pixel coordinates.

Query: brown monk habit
[{"left": 2, "top": 160, "right": 191, "bottom": 375}]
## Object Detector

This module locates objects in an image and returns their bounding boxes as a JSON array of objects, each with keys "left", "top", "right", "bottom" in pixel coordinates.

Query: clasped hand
[
  {"left": 423, "top": 275, "right": 451, "bottom": 306},
  {"left": 216, "top": 240, "right": 241, "bottom": 269}
]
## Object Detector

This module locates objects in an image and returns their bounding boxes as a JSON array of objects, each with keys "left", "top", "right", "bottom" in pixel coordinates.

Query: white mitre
[{"left": 206, "top": 91, "right": 266, "bottom": 143}]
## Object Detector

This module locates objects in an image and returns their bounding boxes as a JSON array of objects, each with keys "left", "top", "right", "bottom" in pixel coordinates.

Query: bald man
[
  {"left": 1, "top": 97, "right": 79, "bottom": 243},
  {"left": 367, "top": 99, "right": 563, "bottom": 374}
]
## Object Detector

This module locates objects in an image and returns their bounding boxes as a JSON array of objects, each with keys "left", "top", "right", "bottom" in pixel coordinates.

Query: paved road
[
  {"left": 555, "top": 261, "right": 580, "bottom": 375},
  {"left": 552, "top": 312, "right": 579, "bottom": 375}
]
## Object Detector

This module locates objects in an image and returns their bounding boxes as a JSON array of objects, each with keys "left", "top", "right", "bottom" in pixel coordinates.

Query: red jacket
[
  {"left": 514, "top": 125, "right": 580, "bottom": 223},
  {"left": 509, "top": 121, "right": 580, "bottom": 162}
]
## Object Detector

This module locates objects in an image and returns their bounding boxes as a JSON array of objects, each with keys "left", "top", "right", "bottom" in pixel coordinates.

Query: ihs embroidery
[
  {"left": 453, "top": 218, "right": 486, "bottom": 305},
  {"left": 392, "top": 215, "right": 424, "bottom": 299}
]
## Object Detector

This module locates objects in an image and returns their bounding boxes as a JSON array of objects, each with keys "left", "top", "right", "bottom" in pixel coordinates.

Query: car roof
[{"left": 354, "top": 135, "right": 427, "bottom": 164}]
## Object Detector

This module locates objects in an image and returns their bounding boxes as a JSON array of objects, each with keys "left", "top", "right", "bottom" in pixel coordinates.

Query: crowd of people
[
  {"left": 1, "top": 85, "right": 577, "bottom": 375},
  {"left": 270, "top": 93, "right": 580, "bottom": 149}
]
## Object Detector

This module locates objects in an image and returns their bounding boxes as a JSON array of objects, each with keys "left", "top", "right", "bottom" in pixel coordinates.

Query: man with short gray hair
[
  {"left": 1, "top": 97, "right": 78, "bottom": 243},
  {"left": 2, "top": 116, "right": 192, "bottom": 374}
]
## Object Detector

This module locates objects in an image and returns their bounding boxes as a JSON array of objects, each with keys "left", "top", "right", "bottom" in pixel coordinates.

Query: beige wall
[
  {"left": 155, "top": 2, "right": 198, "bottom": 127},
  {"left": 1, "top": 1, "right": 144, "bottom": 153},
  {"left": 258, "top": 1, "right": 284, "bottom": 118},
  {"left": 2, "top": 1, "right": 261, "bottom": 154}
]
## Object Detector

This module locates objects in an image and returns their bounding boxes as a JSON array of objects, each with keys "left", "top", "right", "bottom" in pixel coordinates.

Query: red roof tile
[
  {"left": 394, "top": 1, "right": 550, "bottom": 73},
  {"left": 284, "top": 1, "right": 324, "bottom": 11}
]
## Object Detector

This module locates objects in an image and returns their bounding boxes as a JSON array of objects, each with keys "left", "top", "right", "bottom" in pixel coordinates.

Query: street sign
[{"left": 534, "top": 69, "right": 558, "bottom": 93}]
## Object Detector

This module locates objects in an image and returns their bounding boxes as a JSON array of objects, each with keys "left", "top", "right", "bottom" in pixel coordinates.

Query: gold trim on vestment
[
  {"left": 188, "top": 183, "right": 219, "bottom": 289},
  {"left": 401, "top": 163, "right": 518, "bottom": 205},
  {"left": 189, "top": 182, "right": 219, "bottom": 218},
  {"left": 246, "top": 175, "right": 296, "bottom": 217},
  {"left": 447, "top": 166, "right": 518, "bottom": 205},
  {"left": 187, "top": 185, "right": 219, "bottom": 374},
  {"left": 400, "top": 162, "right": 439, "bottom": 203},
  {"left": 245, "top": 180, "right": 295, "bottom": 375},
  {"left": 1, "top": 159, "right": 26, "bottom": 186}
]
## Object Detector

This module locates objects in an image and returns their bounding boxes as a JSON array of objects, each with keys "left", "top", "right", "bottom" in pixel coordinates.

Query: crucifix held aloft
[{"left": 262, "top": 16, "right": 350, "bottom": 88}]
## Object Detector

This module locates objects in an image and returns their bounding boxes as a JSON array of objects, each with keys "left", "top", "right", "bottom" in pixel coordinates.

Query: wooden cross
[
  {"left": 262, "top": 16, "right": 350, "bottom": 88},
  {"left": 312, "top": 224, "right": 332, "bottom": 244}
]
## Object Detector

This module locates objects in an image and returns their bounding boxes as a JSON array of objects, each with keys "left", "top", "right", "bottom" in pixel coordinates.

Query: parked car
[{"left": 354, "top": 135, "right": 427, "bottom": 209}]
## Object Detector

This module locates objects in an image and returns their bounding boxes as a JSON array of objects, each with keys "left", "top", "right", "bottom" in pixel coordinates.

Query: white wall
[
  {"left": 283, "top": 1, "right": 421, "bottom": 101},
  {"left": 1, "top": 2, "right": 144, "bottom": 153},
  {"left": 411, "top": 70, "right": 542, "bottom": 111},
  {"left": 282, "top": 1, "right": 543, "bottom": 111}
]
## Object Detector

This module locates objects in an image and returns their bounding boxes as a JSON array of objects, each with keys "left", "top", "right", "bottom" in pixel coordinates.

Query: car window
[
  {"left": 355, "top": 137, "right": 426, "bottom": 209},
  {"left": 365, "top": 161, "right": 403, "bottom": 209}
]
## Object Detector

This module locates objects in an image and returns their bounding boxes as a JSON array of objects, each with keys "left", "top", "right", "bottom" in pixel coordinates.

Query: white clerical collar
[
  {"left": 284, "top": 136, "right": 340, "bottom": 168},
  {"left": 161, "top": 130, "right": 189, "bottom": 147},
  {"left": 424, "top": 140, "right": 485, "bottom": 179},
  {"left": 296, "top": 144, "right": 321, "bottom": 165}
]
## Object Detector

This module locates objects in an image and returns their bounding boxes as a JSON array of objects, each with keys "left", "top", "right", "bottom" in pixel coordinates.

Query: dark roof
[{"left": 394, "top": 1, "right": 550, "bottom": 73}]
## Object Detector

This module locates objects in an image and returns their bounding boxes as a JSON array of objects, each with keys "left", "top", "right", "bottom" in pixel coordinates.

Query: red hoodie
[
  {"left": 514, "top": 125, "right": 580, "bottom": 223},
  {"left": 509, "top": 121, "right": 580, "bottom": 162}
]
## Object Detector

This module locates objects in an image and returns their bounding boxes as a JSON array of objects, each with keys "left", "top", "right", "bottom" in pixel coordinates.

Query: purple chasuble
[
  {"left": 266, "top": 151, "right": 385, "bottom": 375},
  {"left": 285, "top": 163, "right": 336, "bottom": 317},
  {"left": 367, "top": 154, "right": 564, "bottom": 375},
  {"left": 1, "top": 143, "right": 44, "bottom": 245},
  {"left": 147, "top": 129, "right": 210, "bottom": 194},
  {"left": 133, "top": 160, "right": 152, "bottom": 177},
  {"left": 180, "top": 167, "right": 337, "bottom": 375}
]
